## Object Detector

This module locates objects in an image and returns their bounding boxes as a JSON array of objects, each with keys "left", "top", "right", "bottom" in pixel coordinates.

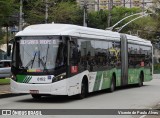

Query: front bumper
[{"left": 10, "top": 79, "right": 68, "bottom": 95}]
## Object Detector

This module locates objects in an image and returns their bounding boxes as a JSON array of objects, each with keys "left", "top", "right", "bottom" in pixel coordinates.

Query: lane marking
[{"left": 139, "top": 115, "right": 146, "bottom": 118}]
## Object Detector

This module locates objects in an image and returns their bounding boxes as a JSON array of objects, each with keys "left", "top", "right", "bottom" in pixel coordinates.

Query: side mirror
[{"left": 7, "top": 45, "right": 11, "bottom": 56}]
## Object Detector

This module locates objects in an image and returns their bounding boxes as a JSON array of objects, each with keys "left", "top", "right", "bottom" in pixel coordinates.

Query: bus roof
[{"left": 16, "top": 23, "right": 151, "bottom": 46}]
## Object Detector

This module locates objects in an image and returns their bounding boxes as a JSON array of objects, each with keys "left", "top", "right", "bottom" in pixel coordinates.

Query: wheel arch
[
  {"left": 140, "top": 70, "right": 144, "bottom": 82},
  {"left": 112, "top": 72, "right": 116, "bottom": 84},
  {"left": 81, "top": 75, "right": 89, "bottom": 93}
]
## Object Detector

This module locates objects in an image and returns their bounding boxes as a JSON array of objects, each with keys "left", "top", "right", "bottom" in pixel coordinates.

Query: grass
[
  {"left": 0, "top": 78, "right": 10, "bottom": 85},
  {"left": 154, "top": 64, "right": 160, "bottom": 74}
]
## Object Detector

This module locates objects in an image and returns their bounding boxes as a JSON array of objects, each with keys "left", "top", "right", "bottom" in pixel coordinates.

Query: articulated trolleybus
[{"left": 10, "top": 24, "right": 152, "bottom": 99}]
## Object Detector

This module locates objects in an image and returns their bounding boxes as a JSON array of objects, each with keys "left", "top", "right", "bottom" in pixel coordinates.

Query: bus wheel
[
  {"left": 138, "top": 73, "right": 143, "bottom": 87},
  {"left": 31, "top": 94, "right": 41, "bottom": 99},
  {"left": 109, "top": 76, "right": 115, "bottom": 92},
  {"left": 78, "top": 79, "right": 88, "bottom": 99}
]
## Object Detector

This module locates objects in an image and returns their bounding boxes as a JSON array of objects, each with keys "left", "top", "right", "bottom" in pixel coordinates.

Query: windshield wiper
[
  {"left": 44, "top": 44, "right": 49, "bottom": 67},
  {"left": 25, "top": 52, "right": 37, "bottom": 69}
]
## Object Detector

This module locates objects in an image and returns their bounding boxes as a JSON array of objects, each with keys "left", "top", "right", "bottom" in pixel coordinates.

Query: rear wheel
[
  {"left": 77, "top": 80, "right": 88, "bottom": 99},
  {"left": 109, "top": 76, "right": 115, "bottom": 92},
  {"left": 31, "top": 94, "right": 42, "bottom": 99}
]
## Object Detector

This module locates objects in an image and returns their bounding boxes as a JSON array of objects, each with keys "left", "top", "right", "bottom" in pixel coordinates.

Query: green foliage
[
  {"left": 87, "top": 7, "right": 141, "bottom": 30},
  {"left": 0, "top": 0, "right": 18, "bottom": 45},
  {"left": 24, "top": 1, "right": 83, "bottom": 25},
  {"left": 111, "top": 7, "right": 141, "bottom": 28},
  {"left": 0, "top": 78, "right": 10, "bottom": 85},
  {"left": 49, "top": 2, "right": 83, "bottom": 25},
  {"left": 0, "top": 0, "right": 18, "bottom": 27},
  {"left": 151, "top": 0, "right": 160, "bottom": 31},
  {"left": 88, "top": 10, "right": 108, "bottom": 29},
  {"left": 154, "top": 64, "right": 160, "bottom": 74},
  {"left": 23, "top": 0, "right": 46, "bottom": 24}
]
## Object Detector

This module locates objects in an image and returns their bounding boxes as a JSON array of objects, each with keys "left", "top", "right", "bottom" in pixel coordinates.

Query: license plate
[{"left": 30, "top": 90, "right": 39, "bottom": 94}]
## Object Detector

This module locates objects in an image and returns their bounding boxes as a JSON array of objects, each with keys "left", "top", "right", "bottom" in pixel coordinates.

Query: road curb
[{"left": 0, "top": 93, "right": 27, "bottom": 98}]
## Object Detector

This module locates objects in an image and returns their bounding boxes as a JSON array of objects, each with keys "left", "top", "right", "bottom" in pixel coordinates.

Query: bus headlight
[
  {"left": 52, "top": 73, "right": 66, "bottom": 82},
  {"left": 11, "top": 74, "right": 16, "bottom": 81}
]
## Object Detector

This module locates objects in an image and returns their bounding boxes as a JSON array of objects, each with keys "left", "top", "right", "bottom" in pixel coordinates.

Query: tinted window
[
  {"left": 128, "top": 44, "right": 152, "bottom": 68},
  {"left": 76, "top": 39, "right": 121, "bottom": 72}
]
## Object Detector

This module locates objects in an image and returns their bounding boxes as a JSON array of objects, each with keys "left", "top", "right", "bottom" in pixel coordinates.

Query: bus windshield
[{"left": 13, "top": 36, "right": 67, "bottom": 73}]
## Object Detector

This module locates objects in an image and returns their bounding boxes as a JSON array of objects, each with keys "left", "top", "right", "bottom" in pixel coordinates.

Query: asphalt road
[{"left": 0, "top": 74, "right": 160, "bottom": 118}]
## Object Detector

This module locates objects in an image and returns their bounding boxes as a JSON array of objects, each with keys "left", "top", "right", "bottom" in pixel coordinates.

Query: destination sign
[{"left": 20, "top": 40, "right": 57, "bottom": 44}]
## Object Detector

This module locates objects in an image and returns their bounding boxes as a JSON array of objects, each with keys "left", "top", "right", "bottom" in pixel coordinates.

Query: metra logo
[
  {"left": 37, "top": 77, "right": 46, "bottom": 81},
  {"left": 23, "top": 76, "right": 32, "bottom": 83}
]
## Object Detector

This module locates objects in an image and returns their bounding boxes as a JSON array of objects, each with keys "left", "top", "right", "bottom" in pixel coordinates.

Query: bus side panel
[
  {"left": 128, "top": 67, "right": 152, "bottom": 84},
  {"left": 101, "top": 68, "right": 121, "bottom": 89},
  {"left": 67, "top": 70, "right": 89, "bottom": 96},
  {"left": 90, "top": 68, "right": 121, "bottom": 92},
  {"left": 128, "top": 44, "right": 152, "bottom": 84},
  {"left": 128, "top": 68, "right": 141, "bottom": 84},
  {"left": 115, "top": 68, "right": 121, "bottom": 87},
  {"left": 89, "top": 70, "right": 113, "bottom": 92},
  {"left": 144, "top": 68, "right": 152, "bottom": 82}
]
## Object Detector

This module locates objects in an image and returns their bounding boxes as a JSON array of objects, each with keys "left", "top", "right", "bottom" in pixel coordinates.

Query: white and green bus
[{"left": 9, "top": 24, "right": 152, "bottom": 99}]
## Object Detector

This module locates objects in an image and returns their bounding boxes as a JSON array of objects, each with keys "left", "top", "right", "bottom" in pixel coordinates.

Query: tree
[
  {"left": 23, "top": 1, "right": 83, "bottom": 25},
  {"left": 151, "top": 0, "right": 160, "bottom": 31},
  {"left": 0, "top": 0, "right": 18, "bottom": 44},
  {"left": 49, "top": 2, "right": 83, "bottom": 25},
  {"left": 0, "top": 0, "right": 18, "bottom": 27},
  {"left": 87, "top": 10, "right": 108, "bottom": 29},
  {"left": 87, "top": 7, "right": 141, "bottom": 30}
]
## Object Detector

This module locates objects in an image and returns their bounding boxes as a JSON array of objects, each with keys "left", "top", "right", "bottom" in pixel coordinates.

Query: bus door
[{"left": 120, "top": 34, "right": 128, "bottom": 86}]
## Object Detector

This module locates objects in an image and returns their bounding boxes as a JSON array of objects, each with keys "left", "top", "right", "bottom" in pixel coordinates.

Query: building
[{"left": 77, "top": 0, "right": 153, "bottom": 11}]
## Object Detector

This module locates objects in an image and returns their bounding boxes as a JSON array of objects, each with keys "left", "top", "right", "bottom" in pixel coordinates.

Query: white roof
[
  {"left": 126, "top": 34, "right": 152, "bottom": 46},
  {"left": 16, "top": 23, "right": 151, "bottom": 46},
  {"left": 16, "top": 24, "right": 120, "bottom": 41}
]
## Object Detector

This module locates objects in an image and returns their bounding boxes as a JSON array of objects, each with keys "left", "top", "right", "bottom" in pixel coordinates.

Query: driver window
[{"left": 56, "top": 40, "right": 67, "bottom": 67}]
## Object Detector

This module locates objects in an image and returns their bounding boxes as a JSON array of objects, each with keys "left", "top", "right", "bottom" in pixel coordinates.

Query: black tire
[
  {"left": 31, "top": 94, "right": 42, "bottom": 99},
  {"left": 77, "top": 80, "right": 88, "bottom": 99},
  {"left": 138, "top": 73, "right": 143, "bottom": 87},
  {"left": 109, "top": 76, "right": 115, "bottom": 92}
]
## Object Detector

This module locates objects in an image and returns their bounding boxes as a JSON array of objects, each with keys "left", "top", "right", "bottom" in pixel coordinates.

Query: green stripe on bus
[
  {"left": 93, "top": 71, "right": 103, "bottom": 91},
  {"left": 16, "top": 75, "right": 27, "bottom": 83},
  {"left": 23, "top": 76, "right": 32, "bottom": 83}
]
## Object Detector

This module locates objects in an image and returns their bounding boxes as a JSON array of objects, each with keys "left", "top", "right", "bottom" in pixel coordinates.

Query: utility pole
[
  {"left": 142, "top": 0, "right": 145, "bottom": 14},
  {"left": 108, "top": 0, "right": 112, "bottom": 27},
  {"left": 97, "top": 0, "right": 100, "bottom": 11},
  {"left": 19, "top": 0, "right": 23, "bottom": 31},
  {"left": 45, "top": 0, "right": 49, "bottom": 24},
  {"left": 123, "top": 0, "right": 125, "bottom": 7},
  {"left": 83, "top": 0, "right": 87, "bottom": 27}
]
